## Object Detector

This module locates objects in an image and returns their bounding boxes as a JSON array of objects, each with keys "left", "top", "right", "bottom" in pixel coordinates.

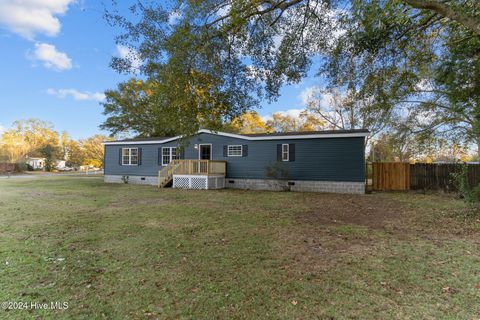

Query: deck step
[{"left": 158, "top": 175, "right": 173, "bottom": 188}]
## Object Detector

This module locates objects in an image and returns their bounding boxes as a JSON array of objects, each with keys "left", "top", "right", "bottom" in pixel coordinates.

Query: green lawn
[{"left": 1, "top": 176, "right": 479, "bottom": 319}]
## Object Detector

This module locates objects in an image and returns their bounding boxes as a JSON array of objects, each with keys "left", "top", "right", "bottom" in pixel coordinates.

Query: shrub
[
  {"left": 14, "top": 162, "right": 28, "bottom": 172},
  {"left": 451, "top": 164, "right": 480, "bottom": 213},
  {"left": 264, "top": 162, "right": 290, "bottom": 191},
  {"left": 40, "top": 144, "right": 60, "bottom": 172}
]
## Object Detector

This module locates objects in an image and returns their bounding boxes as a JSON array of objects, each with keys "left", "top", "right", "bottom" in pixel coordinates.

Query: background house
[{"left": 25, "top": 157, "right": 45, "bottom": 170}]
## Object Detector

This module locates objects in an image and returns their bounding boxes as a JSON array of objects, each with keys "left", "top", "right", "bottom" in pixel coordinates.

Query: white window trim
[
  {"left": 122, "top": 147, "right": 139, "bottom": 166},
  {"left": 282, "top": 144, "right": 289, "bottom": 162},
  {"left": 227, "top": 145, "right": 243, "bottom": 157},
  {"left": 162, "top": 147, "right": 179, "bottom": 166}
]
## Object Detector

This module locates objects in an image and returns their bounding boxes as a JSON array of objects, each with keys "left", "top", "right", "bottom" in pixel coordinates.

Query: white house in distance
[
  {"left": 25, "top": 158, "right": 68, "bottom": 170},
  {"left": 25, "top": 157, "right": 45, "bottom": 170},
  {"left": 56, "top": 160, "right": 67, "bottom": 169}
]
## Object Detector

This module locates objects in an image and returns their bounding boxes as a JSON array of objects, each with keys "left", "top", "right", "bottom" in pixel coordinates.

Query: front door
[{"left": 199, "top": 144, "right": 212, "bottom": 160}]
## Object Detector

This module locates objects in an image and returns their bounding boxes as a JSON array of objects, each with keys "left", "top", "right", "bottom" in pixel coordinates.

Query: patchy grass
[{"left": 0, "top": 176, "right": 480, "bottom": 319}]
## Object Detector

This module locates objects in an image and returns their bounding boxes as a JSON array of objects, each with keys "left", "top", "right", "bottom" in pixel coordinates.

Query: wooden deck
[
  {"left": 158, "top": 160, "right": 226, "bottom": 188},
  {"left": 171, "top": 160, "right": 226, "bottom": 176}
]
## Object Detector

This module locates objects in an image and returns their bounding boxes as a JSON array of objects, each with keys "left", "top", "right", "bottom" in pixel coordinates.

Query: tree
[
  {"left": 266, "top": 111, "right": 324, "bottom": 132},
  {"left": 427, "top": 22, "right": 480, "bottom": 156},
  {"left": 13, "top": 119, "right": 59, "bottom": 156},
  {"left": 0, "top": 119, "right": 59, "bottom": 162},
  {"left": 104, "top": 4, "right": 260, "bottom": 137},
  {"left": 320, "top": 1, "right": 480, "bottom": 155},
  {"left": 64, "top": 135, "right": 110, "bottom": 168},
  {"left": 401, "top": 0, "right": 480, "bottom": 35},
  {"left": 225, "top": 111, "right": 273, "bottom": 134},
  {"left": 40, "top": 144, "right": 60, "bottom": 172},
  {"left": 0, "top": 131, "right": 29, "bottom": 163},
  {"left": 65, "top": 139, "right": 84, "bottom": 168},
  {"left": 102, "top": 79, "right": 176, "bottom": 137},
  {"left": 60, "top": 131, "right": 70, "bottom": 160},
  {"left": 305, "top": 88, "right": 392, "bottom": 144},
  {"left": 106, "top": 0, "right": 480, "bottom": 154},
  {"left": 370, "top": 131, "right": 419, "bottom": 163},
  {"left": 80, "top": 135, "right": 109, "bottom": 168}
]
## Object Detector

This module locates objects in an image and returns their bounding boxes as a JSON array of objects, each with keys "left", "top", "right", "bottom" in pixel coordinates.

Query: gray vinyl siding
[{"left": 104, "top": 133, "right": 365, "bottom": 182}]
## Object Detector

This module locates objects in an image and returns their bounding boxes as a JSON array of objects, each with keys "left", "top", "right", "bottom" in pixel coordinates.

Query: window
[
  {"left": 282, "top": 144, "right": 289, "bottom": 161},
  {"left": 227, "top": 145, "right": 242, "bottom": 157},
  {"left": 122, "top": 148, "right": 138, "bottom": 165},
  {"left": 162, "top": 147, "right": 179, "bottom": 165}
]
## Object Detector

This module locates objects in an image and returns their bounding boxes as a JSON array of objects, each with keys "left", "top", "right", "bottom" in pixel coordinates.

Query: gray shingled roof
[
  {"left": 108, "top": 129, "right": 369, "bottom": 143},
  {"left": 242, "top": 129, "right": 369, "bottom": 137},
  {"left": 109, "top": 136, "right": 173, "bottom": 143}
]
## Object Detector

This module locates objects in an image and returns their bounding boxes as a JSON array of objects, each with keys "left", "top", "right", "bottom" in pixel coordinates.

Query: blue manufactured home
[{"left": 103, "top": 129, "right": 369, "bottom": 194}]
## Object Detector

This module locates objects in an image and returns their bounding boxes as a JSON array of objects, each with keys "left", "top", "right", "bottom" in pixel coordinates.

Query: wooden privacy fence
[
  {"left": 370, "top": 162, "right": 480, "bottom": 192},
  {"left": 372, "top": 162, "right": 410, "bottom": 191},
  {"left": 410, "top": 163, "right": 480, "bottom": 191}
]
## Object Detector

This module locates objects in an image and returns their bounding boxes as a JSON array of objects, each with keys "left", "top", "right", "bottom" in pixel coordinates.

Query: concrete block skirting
[
  {"left": 225, "top": 178, "right": 365, "bottom": 194},
  {"left": 104, "top": 175, "right": 157, "bottom": 185},
  {"left": 104, "top": 175, "right": 365, "bottom": 194}
]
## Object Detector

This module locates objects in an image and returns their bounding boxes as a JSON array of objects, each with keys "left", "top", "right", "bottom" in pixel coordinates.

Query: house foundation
[
  {"left": 225, "top": 178, "right": 365, "bottom": 194},
  {"left": 105, "top": 175, "right": 365, "bottom": 194}
]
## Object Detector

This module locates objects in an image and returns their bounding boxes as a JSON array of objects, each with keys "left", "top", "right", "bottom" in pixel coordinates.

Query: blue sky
[{"left": 0, "top": 0, "right": 321, "bottom": 139}]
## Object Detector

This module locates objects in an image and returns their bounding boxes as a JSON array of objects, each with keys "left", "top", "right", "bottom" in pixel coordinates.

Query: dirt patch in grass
[
  {"left": 109, "top": 196, "right": 176, "bottom": 209},
  {"left": 283, "top": 192, "right": 478, "bottom": 278},
  {"left": 299, "top": 192, "right": 479, "bottom": 238},
  {"left": 299, "top": 193, "right": 405, "bottom": 230},
  {"left": 26, "top": 191, "right": 55, "bottom": 198}
]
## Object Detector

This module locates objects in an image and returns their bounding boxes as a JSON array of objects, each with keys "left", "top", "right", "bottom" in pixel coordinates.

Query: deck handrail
[
  {"left": 158, "top": 161, "right": 183, "bottom": 187},
  {"left": 170, "top": 159, "right": 226, "bottom": 175}
]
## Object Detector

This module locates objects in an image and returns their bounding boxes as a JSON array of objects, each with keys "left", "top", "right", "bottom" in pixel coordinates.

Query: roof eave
[{"left": 103, "top": 129, "right": 369, "bottom": 145}]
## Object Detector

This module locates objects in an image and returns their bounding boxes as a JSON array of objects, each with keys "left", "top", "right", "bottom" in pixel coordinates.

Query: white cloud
[
  {"left": 47, "top": 88, "right": 105, "bottom": 102},
  {"left": 0, "top": 0, "right": 75, "bottom": 39},
  {"left": 297, "top": 86, "right": 339, "bottom": 114},
  {"left": 115, "top": 45, "right": 142, "bottom": 72},
  {"left": 415, "top": 79, "right": 434, "bottom": 92},
  {"left": 31, "top": 43, "right": 72, "bottom": 71},
  {"left": 245, "top": 65, "right": 270, "bottom": 81},
  {"left": 260, "top": 108, "right": 304, "bottom": 122},
  {"left": 0, "top": 124, "right": 5, "bottom": 135},
  {"left": 298, "top": 86, "right": 322, "bottom": 106},
  {"left": 168, "top": 10, "right": 183, "bottom": 25},
  {"left": 216, "top": 3, "right": 231, "bottom": 18}
]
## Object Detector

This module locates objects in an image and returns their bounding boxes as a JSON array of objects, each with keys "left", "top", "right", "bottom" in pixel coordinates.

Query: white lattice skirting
[{"left": 172, "top": 175, "right": 225, "bottom": 190}]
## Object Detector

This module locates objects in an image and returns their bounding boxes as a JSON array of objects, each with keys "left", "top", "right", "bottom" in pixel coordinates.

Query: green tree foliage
[
  {"left": 104, "top": 0, "right": 480, "bottom": 153},
  {"left": 432, "top": 22, "right": 480, "bottom": 152},
  {"left": 103, "top": 2, "right": 261, "bottom": 137},
  {"left": 333, "top": 1, "right": 480, "bottom": 155},
  {"left": 40, "top": 144, "right": 60, "bottom": 172},
  {"left": 451, "top": 164, "right": 480, "bottom": 213}
]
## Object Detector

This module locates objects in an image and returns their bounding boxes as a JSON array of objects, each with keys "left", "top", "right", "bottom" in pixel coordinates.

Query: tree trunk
[{"left": 403, "top": 0, "right": 480, "bottom": 35}]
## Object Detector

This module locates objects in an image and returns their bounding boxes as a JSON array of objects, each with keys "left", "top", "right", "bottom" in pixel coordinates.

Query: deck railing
[{"left": 170, "top": 160, "right": 226, "bottom": 176}]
